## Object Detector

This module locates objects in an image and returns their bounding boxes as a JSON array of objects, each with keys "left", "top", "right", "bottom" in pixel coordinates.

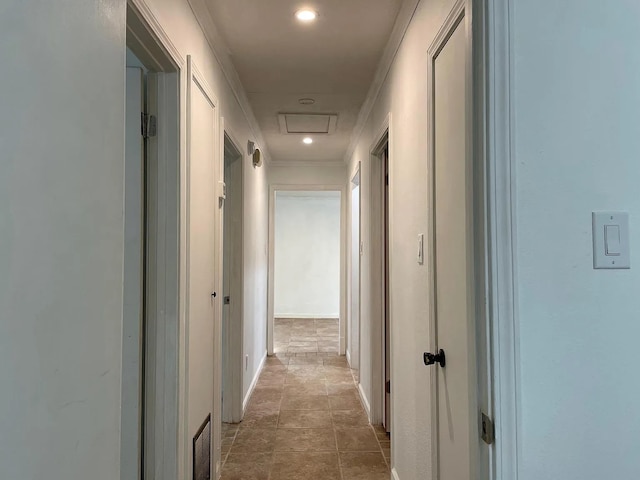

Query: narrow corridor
[{"left": 221, "top": 319, "right": 390, "bottom": 479}]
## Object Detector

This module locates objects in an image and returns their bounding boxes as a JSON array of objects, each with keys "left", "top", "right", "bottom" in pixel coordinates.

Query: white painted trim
[
  {"left": 186, "top": 0, "right": 271, "bottom": 165},
  {"left": 368, "top": 114, "right": 390, "bottom": 427},
  {"left": 486, "top": 0, "right": 519, "bottom": 478},
  {"left": 221, "top": 123, "right": 245, "bottom": 425},
  {"left": 274, "top": 314, "right": 340, "bottom": 319},
  {"left": 125, "top": 5, "right": 182, "bottom": 480},
  {"left": 185, "top": 55, "right": 222, "bottom": 480},
  {"left": 346, "top": 349, "right": 352, "bottom": 366},
  {"left": 391, "top": 467, "right": 401, "bottom": 480},
  {"left": 347, "top": 162, "right": 362, "bottom": 371},
  {"left": 127, "top": 0, "right": 185, "bottom": 68},
  {"left": 267, "top": 184, "right": 348, "bottom": 357},
  {"left": 343, "top": 0, "right": 420, "bottom": 163},
  {"left": 425, "top": 1, "right": 469, "bottom": 478},
  {"left": 358, "top": 383, "right": 371, "bottom": 420},
  {"left": 242, "top": 353, "right": 267, "bottom": 411}
]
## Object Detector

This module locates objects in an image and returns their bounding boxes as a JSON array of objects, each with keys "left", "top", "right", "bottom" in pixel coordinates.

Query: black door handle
[
  {"left": 423, "top": 349, "right": 446, "bottom": 368},
  {"left": 211, "top": 292, "right": 217, "bottom": 298}
]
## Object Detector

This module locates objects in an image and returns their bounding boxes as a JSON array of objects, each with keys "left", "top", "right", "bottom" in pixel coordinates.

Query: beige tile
[
  {"left": 331, "top": 409, "right": 370, "bottom": 427},
  {"left": 274, "top": 428, "right": 336, "bottom": 452},
  {"left": 326, "top": 383, "right": 359, "bottom": 396},
  {"left": 339, "top": 452, "right": 390, "bottom": 480},
  {"left": 270, "top": 452, "right": 340, "bottom": 480},
  {"left": 287, "top": 346, "right": 319, "bottom": 353},
  {"left": 289, "top": 356, "right": 324, "bottom": 365},
  {"left": 265, "top": 356, "right": 289, "bottom": 366},
  {"left": 281, "top": 395, "right": 330, "bottom": 411},
  {"left": 221, "top": 452, "right": 273, "bottom": 480},
  {"left": 283, "top": 383, "right": 327, "bottom": 396},
  {"left": 335, "top": 427, "right": 380, "bottom": 452},
  {"left": 278, "top": 410, "right": 333, "bottom": 428},
  {"left": 329, "top": 395, "right": 363, "bottom": 411},
  {"left": 231, "top": 428, "right": 277, "bottom": 453},
  {"left": 240, "top": 410, "right": 279, "bottom": 429}
]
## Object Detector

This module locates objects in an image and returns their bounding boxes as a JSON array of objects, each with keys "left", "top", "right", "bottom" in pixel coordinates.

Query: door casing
[{"left": 126, "top": 2, "right": 182, "bottom": 480}]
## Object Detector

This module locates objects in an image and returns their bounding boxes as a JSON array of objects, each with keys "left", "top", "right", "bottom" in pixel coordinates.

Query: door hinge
[
  {"left": 141, "top": 113, "right": 157, "bottom": 138},
  {"left": 385, "top": 380, "right": 391, "bottom": 394},
  {"left": 480, "top": 412, "right": 495, "bottom": 445}
]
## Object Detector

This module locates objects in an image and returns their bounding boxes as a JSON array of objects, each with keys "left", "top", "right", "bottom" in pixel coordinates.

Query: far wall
[{"left": 274, "top": 191, "right": 341, "bottom": 318}]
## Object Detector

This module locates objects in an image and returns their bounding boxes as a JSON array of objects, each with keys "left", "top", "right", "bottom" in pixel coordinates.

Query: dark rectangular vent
[{"left": 193, "top": 414, "right": 211, "bottom": 480}]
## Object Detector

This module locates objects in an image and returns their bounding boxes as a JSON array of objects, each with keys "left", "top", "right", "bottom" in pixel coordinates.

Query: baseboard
[
  {"left": 274, "top": 314, "right": 340, "bottom": 319},
  {"left": 358, "top": 382, "right": 371, "bottom": 420},
  {"left": 391, "top": 467, "right": 400, "bottom": 480},
  {"left": 242, "top": 352, "right": 267, "bottom": 412}
]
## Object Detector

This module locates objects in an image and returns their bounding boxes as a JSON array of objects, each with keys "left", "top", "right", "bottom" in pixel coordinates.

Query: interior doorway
[
  {"left": 122, "top": 3, "right": 181, "bottom": 480},
  {"left": 267, "top": 186, "right": 347, "bottom": 357},
  {"left": 369, "top": 124, "right": 391, "bottom": 436},
  {"left": 221, "top": 130, "right": 244, "bottom": 424},
  {"left": 348, "top": 166, "right": 361, "bottom": 372}
]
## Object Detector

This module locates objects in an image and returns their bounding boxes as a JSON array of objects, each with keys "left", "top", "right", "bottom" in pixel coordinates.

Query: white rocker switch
[{"left": 593, "top": 212, "right": 630, "bottom": 269}]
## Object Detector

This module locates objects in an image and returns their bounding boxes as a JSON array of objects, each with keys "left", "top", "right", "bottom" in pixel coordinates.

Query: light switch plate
[
  {"left": 592, "top": 212, "right": 630, "bottom": 269},
  {"left": 417, "top": 233, "right": 424, "bottom": 265}
]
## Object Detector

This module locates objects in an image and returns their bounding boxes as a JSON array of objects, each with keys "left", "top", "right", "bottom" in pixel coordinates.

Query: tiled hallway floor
[
  {"left": 274, "top": 318, "right": 340, "bottom": 355},
  {"left": 220, "top": 320, "right": 389, "bottom": 479}
]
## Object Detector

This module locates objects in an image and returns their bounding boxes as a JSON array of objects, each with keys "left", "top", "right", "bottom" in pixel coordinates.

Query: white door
[
  {"left": 122, "top": 66, "right": 144, "bottom": 480},
  {"left": 187, "top": 59, "right": 217, "bottom": 479},
  {"left": 431, "top": 7, "right": 478, "bottom": 480}
]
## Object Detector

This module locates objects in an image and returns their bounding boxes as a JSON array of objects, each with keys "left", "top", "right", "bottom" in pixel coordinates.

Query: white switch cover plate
[{"left": 592, "top": 212, "right": 630, "bottom": 269}]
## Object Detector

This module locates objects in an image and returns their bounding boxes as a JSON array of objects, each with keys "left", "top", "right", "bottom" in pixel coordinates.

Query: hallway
[{"left": 220, "top": 351, "right": 389, "bottom": 480}]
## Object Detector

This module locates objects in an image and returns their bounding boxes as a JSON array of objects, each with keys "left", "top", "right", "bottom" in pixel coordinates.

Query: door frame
[
  {"left": 368, "top": 114, "right": 392, "bottom": 427},
  {"left": 126, "top": 2, "right": 182, "bottom": 480},
  {"left": 221, "top": 125, "right": 245, "bottom": 424},
  {"left": 185, "top": 55, "right": 223, "bottom": 480},
  {"left": 348, "top": 162, "right": 362, "bottom": 371},
  {"left": 426, "top": 0, "right": 518, "bottom": 478},
  {"left": 267, "top": 184, "right": 348, "bottom": 356}
]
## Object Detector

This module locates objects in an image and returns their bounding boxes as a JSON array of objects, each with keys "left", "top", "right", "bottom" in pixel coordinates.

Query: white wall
[
  {"left": 512, "top": 1, "right": 640, "bottom": 478},
  {"left": 0, "top": 1, "right": 126, "bottom": 479},
  {"left": 274, "top": 192, "right": 341, "bottom": 318},
  {"left": 0, "top": 1, "right": 270, "bottom": 479}
]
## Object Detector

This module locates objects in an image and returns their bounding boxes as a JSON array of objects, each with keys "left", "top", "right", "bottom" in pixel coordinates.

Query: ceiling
[{"left": 202, "top": 0, "right": 403, "bottom": 164}]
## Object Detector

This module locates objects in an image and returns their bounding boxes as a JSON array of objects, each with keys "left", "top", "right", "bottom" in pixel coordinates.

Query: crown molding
[
  {"left": 187, "top": 0, "right": 271, "bottom": 165},
  {"left": 342, "top": 0, "right": 421, "bottom": 164}
]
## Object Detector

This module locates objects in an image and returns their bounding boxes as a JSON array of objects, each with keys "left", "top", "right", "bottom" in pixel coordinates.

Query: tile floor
[
  {"left": 273, "top": 318, "right": 340, "bottom": 355},
  {"left": 221, "top": 318, "right": 389, "bottom": 480}
]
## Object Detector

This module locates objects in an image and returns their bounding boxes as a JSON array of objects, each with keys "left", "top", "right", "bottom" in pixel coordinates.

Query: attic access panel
[{"left": 278, "top": 113, "right": 338, "bottom": 135}]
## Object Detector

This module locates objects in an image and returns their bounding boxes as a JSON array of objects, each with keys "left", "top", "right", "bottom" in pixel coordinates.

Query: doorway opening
[
  {"left": 122, "top": 3, "right": 181, "bottom": 480},
  {"left": 348, "top": 165, "right": 361, "bottom": 375},
  {"left": 221, "top": 130, "right": 244, "bottom": 427},
  {"left": 370, "top": 125, "right": 391, "bottom": 438},
  {"left": 270, "top": 190, "right": 342, "bottom": 356}
]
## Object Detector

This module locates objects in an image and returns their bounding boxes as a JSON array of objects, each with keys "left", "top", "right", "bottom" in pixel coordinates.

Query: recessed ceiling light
[
  {"left": 298, "top": 97, "right": 316, "bottom": 105},
  {"left": 295, "top": 9, "right": 318, "bottom": 22},
  {"left": 303, "top": 137, "right": 313, "bottom": 144}
]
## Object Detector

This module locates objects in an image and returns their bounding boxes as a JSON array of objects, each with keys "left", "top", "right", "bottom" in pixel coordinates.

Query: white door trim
[
  {"left": 368, "top": 114, "right": 392, "bottom": 427},
  {"left": 185, "top": 55, "right": 222, "bottom": 480},
  {"left": 348, "top": 163, "right": 362, "bottom": 371},
  {"left": 267, "top": 184, "right": 348, "bottom": 356},
  {"left": 221, "top": 123, "right": 245, "bottom": 424},
  {"left": 426, "top": 0, "right": 479, "bottom": 477},
  {"left": 125, "top": 3, "right": 182, "bottom": 480},
  {"left": 425, "top": 0, "right": 518, "bottom": 478},
  {"left": 485, "top": 0, "right": 519, "bottom": 478}
]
